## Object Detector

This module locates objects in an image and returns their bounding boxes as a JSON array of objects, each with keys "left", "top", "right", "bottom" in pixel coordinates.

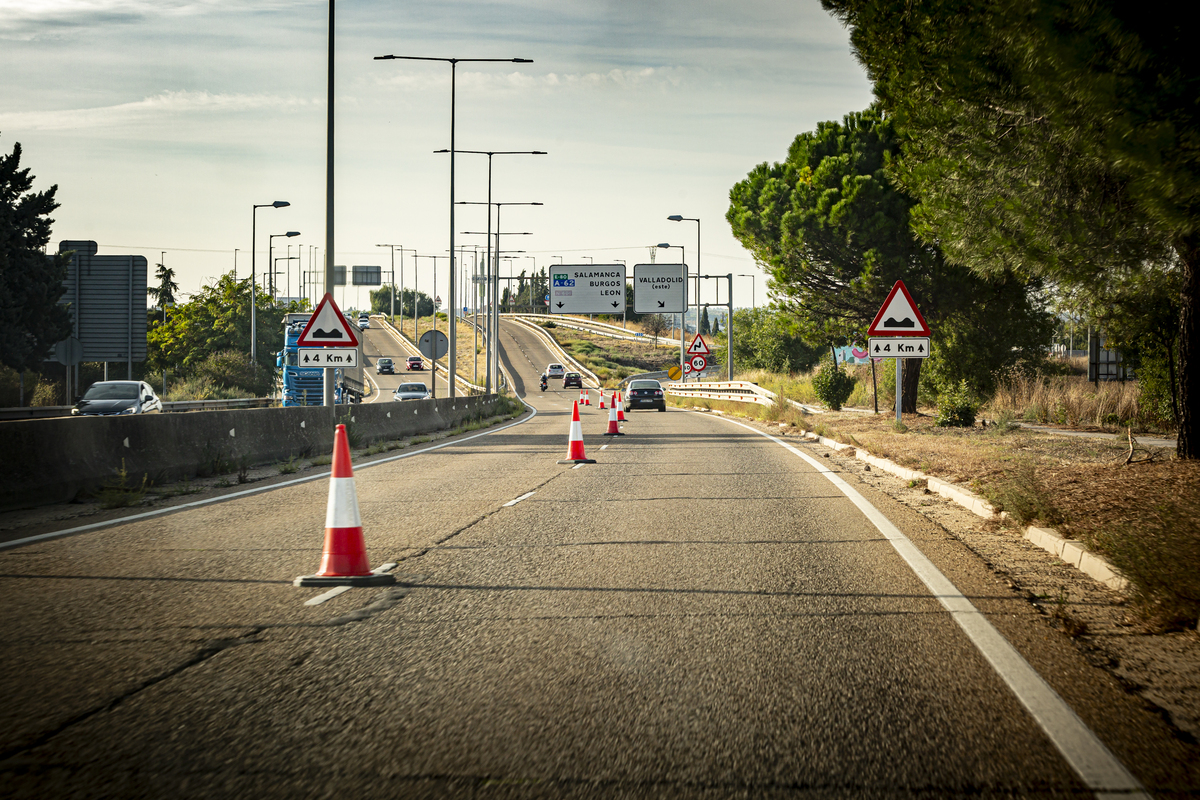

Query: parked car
[
  {"left": 546, "top": 363, "right": 566, "bottom": 379},
  {"left": 358, "top": 314, "right": 370, "bottom": 330},
  {"left": 406, "top": 356, "right": 424, "bottom": 371},
  {"left": 72, "top": 381, "right": 164, "bottom": 416},
  {"left": 563, "top": 372, "right": 583, "bottom": 389},
  {"left": 375, "top": 357, "right": 394, "bottom": 374},
  {"left": 392, "top": 382, "right": 430, "bottom": 401},
  {"left": 625, "top": 379, "right": 666, "bottom": 412}
]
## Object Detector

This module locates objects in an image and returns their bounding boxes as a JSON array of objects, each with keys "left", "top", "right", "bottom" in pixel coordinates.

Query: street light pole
[
  {"left": 268, "top": 231, "right": 300, "bottom": 302},
  {"left": 376, "top": 55, "right": 534, "bottom": 398},
  {"left": 668, "top": 215, "right": 700, "bottom": 377},
  {"left": 442, "top": 149, "right": 545, "bottom": 393},
  {"left": 738, "top": 273, "right": 756, "bottom": 309},
  {"left": 250, "top": 201, "right": 290, "bottom": 363},
  {"left": 657, "top": 242, "right": 685, "bottom": 376}
]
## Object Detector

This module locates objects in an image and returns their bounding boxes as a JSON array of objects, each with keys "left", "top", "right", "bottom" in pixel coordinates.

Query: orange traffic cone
[
  {"left": 584, "top": 388, "right": 591, "bottom": 406},
  {"left": 599, "top": 391, "right": 607, "bottom": 409},
  {"left": 602, "top": 400, "right": 624, "bottom": 436},
  {"left": 579, "top": 387, "right": 586, "bottom": 405},
  {"left": 557, "top": 401, "right": 596, "bottom": 464},
  {"left": 616, "top": 391, "right": 626, "bottom": 422},
  {"left": 295, "top": 424, "right": 396, "bottom": 587}
]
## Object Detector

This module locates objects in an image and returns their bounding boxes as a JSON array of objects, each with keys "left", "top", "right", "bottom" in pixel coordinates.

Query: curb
[{"left": 788, "top": 428, "right": 1129, "bottom": 593}]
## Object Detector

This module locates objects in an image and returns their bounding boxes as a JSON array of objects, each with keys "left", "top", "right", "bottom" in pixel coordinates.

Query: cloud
[
  {"left": 371, "top": 66, "right": 684, "bottom": 94},
  {"left": 0, "top": 90, "right": 319, "bottom": 130}
]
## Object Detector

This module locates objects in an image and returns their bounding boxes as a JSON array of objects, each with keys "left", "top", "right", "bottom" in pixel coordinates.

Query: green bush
[
  {"left": 935, "top": 380, "right": 979, "bottom": 427},
  {"left": 811, "top": 358, "right": 855, "bottom": 411},
  {"left": 193, "top": 349, "right": 274, "bottom": 397}
]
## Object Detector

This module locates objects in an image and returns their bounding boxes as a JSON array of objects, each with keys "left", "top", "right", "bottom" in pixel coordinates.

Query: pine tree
[{"left": 0, "top": 137, "right": 72, "bottom": 371}]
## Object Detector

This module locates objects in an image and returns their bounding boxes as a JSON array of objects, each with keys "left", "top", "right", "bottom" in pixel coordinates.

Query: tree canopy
[
  {"left": 727, "top": 106, "right": 1051, "bottom": 408},
  {"left": 821, "top": 0, "right": 1200, "bottom": 455},
  {"left": 0, "top": 137, "right": 72, "bottom": 372},
  {"left": 148, "top": 273, "right": 300, "bottom": 376}
]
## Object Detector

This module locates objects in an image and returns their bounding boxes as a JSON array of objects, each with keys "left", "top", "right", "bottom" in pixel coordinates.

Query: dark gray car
[{"left": 72, "top": 381, "right": 164, "bottom": 416}]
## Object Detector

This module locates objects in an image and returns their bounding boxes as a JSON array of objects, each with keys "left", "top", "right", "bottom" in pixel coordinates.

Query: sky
[{"left": 0, "top": 0, "right": 874, "bottom": 314}]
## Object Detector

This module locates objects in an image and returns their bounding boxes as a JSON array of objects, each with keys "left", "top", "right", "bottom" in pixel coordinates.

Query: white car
[
  {"left": 392, "top": 382, "right": 430, "bottom": 401},
  {"left": 358, "top": 315, "right": 370, "bottom": 330},
  {"left": 545, "top": 363, "right": 565, "bottom": 379}
]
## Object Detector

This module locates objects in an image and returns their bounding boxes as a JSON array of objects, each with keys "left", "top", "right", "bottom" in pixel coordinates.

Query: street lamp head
[
  {"left": 285, "top": 231, "right": 300, "bottom": 237},
  {"left": 272, "top": 201, "right": 290, "bottom": 208},
  {"left": 667, "top": 215, "right": 683, "bottom": 221},
  {"left": 657, "top": 243, "right": 673, "bottom": 248},
  {"left": 512, "top": 58, "right": 533, "bottom": 63}
]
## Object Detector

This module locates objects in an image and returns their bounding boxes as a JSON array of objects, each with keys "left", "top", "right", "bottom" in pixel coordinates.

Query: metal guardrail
[
  {"left": 664, "top": 380, "right": 826, "bottom": 414},
  {"left": 0, "top": 397, "right": 275, "bottom": 421}
]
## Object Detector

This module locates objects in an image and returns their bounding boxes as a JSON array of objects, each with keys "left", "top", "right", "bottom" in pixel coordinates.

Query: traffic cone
[
  {"left": 557, "top": 401, "right": 596, "bottom": 464},
  {"left": 602, "top": 400, "right": 624, "bottom": 436},
  {"left": 599, "top": 391, "right": 607, "bottom": 409},
  {"left": 579, "top": 387, "right": 586, "bottom": 405},
  {"left": 616, "top": 391, "right": 626, "bottom": 422},
  {"left": 584, "top": 388, "right": 591, "bottom": 406},
  {"left": 295, "top": 424, "right": 396, "bottom": 587}
]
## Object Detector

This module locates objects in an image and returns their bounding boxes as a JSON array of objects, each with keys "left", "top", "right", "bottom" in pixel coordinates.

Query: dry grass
[{"left": 987, "top": 372, "right": 1144, "bottom": 430}]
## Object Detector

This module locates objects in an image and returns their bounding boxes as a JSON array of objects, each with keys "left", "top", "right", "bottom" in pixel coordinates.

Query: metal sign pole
[
  {"left": 895, "top": 358, "right": 902, "bottom": 424},
  {"left": 323, "top": 0, "right": 336, "bottom": 408}
]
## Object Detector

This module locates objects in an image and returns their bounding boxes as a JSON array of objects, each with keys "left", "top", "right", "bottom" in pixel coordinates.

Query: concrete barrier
[{"left": 0, "top": 395, "right": 508, "bottom": 511}]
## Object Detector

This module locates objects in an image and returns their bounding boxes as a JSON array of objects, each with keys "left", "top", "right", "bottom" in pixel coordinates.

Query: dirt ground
[{"left": 699, "top": 406, "right": 1200, "bottom": 748}]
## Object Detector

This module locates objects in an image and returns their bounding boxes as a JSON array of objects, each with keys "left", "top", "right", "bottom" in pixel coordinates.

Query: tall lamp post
[
  {"left": 442, "top": 149, "right": 545, "bottom": 393},
  {"left": 462, "top": 227, "right": 534, "bottom": 392},
  {"left": 668, "top": 215, "right": 700, "bottom": 367},
  {"left": 738, "top": 273, "right": 756, "bottom": 309},
  {"left": 375, "top": 55, "right": 534, "bottom": 398},
  {"left": 657, "top": 242, "right": 685, "bottom": 375},
  {"left": 250, "top": 201, "right": 289, "bottom": 362},
  {"left": 268, "top": 231, "right": 300, "bottom": 301},
  {"left": 376, "top": 243, "right": 408, "bottom": 320}
]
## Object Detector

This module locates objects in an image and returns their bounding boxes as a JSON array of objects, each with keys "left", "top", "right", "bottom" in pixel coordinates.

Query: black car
[
  {"left": 563, "top": 372, "right": 583, "bottom": 389},
  {"left": 72, "top": 381, "right": 164, "bottom": 416},
  {"left": 376, "top": 357, "right": 394, "bottom": 374},
  {"left": 626, "top": 379, "right": 666, "bottom": 412}
]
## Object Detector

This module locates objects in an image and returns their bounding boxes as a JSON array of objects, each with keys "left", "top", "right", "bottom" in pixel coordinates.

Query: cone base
[
  {"left": 602, "top": 431, "right": 625, "bottom": 436},
  {"left": 556, "top": 458, "right": 596, "bottom": 464},
  {"left": 294, "top": 572, "right": 397, "bottom": 587}
]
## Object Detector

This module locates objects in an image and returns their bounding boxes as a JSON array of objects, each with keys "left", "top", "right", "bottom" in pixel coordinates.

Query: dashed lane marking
[{"left": 503, "top": 491, "right": 536, "bottom": 507}]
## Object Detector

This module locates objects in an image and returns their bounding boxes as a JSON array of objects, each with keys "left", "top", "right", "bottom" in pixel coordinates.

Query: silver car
[
  {"left": 392, "top": 382, "right": 430, "bottom": 401},
  {"left": 72, "top": 381, "right": 164, "bottom": 416}
]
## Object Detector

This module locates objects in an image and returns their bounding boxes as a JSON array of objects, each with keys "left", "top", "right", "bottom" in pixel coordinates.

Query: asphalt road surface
[
  {"left": 0, "top": 320, "right": 1196, "bottom": 798},
  {"left": 360, "top": 317, "right": 451, "bottom": 402}
]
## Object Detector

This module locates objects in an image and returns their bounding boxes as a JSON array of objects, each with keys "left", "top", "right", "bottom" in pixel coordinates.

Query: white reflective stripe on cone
[
  {"left": 325, "top": 477, "right": 362, "bottom": 528},
  {"left": 569, "top": 421, "right": 583, "bottom": 440}
]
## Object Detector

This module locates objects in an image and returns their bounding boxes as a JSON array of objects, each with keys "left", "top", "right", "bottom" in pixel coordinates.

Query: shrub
[
  {"left": 1092, "top": 494, "right": 1200, "bottom": 631},
  {"left": 193, "top": 350, "right": 274, "bottom": 397},
  {"left": 935, "top": 380, "right": 978, "bottom": 427},
  {"left": 811, "top": 358, "right": 855, "bottom": 411},
  {"left": 983, "top": 462, "right": 1065, "bottom": 527}
]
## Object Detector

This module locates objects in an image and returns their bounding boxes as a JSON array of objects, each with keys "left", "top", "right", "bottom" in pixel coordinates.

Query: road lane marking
[
  {"left": 303, "top": 561, "right": 398, "bottom": 605},
  {"left": 599, "top": 445, "right": 608, "bottom": 450},
  {"left": 503, "top": 491, "right": 536, "bottom": 507},
  {"left": 712, "top": 414, "right": 1149, "bottom": 799},
  {"left": 1, "top": 404, "right": 539, "bottom": 552}
]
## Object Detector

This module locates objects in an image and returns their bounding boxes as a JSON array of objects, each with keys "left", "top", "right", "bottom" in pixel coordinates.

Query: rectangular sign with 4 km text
[
  {"left": 298, "top": 348, "right": 359, "bottom": 368},
  {"left": 867, "top": 338, "right": 930, "bottom": 358}
]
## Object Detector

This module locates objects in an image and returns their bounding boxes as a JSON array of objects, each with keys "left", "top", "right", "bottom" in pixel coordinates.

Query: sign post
[{"left": 866, "top": 280, "right": 930, "bottom": 423}]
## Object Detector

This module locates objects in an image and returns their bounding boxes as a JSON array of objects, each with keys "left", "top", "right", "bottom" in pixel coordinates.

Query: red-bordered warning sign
[
  {"left": 296, "top": 293, "right": 360, "bottom": 347},
  {"left": 686, "top": 334, "right": 711, "bottom": 356},
  {"left": 867, "top": 280, "right": 930, "bottom": 337}
]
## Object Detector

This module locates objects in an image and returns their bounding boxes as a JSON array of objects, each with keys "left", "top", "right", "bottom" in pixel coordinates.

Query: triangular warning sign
[
  {"left": 867, "top": 280, "right": 930, "bottom": 336},
  {"left": 296, "top": 293, "right": 360, "bottom": 347},
  {"left": 686, "top": 334, "right": 711, "bottom": 356}
]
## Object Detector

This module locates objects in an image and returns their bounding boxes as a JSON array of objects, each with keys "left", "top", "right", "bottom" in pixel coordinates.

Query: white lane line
[
  {"left": 572, "top": 463, "right": 584, "bottom": 470},
  {"left": 712, "top": 414, "right": 1149, "bottom": 799},
  {"left": 1, "top": 406, "right": 539, "bottom": 552},
  {"left": 304, "top": 586, "right": 351, "bottom": 606},
  {"left": 599, "top": 445, "right": 608, "bottom": 450},
  {"left": 503, "top": 491, "right": 536, "bottom": 507},
  {"left": 302, "top": 561, "right": 398, "bottom": 606}
]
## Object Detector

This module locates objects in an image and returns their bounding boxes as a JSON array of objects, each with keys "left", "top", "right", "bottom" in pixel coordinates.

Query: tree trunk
[
  {"left": 902, "top": 357, "right": 921, "bottom": 413},
  {"left": 1176, "top": 235, "right": 1199, "bottom": 459}
]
